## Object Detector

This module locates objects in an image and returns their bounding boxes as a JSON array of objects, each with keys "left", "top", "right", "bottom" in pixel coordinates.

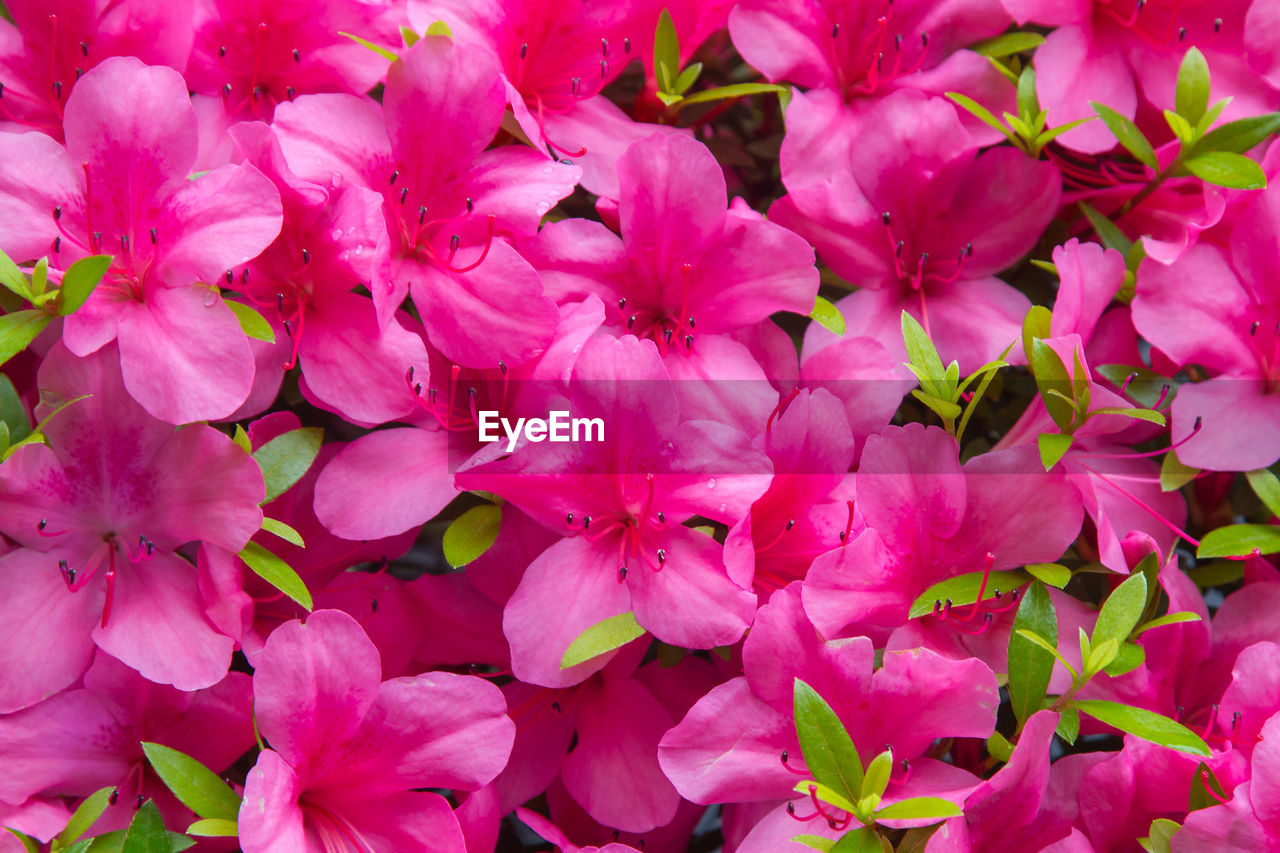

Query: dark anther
[
  {"left": 418, "top": 205, "right": 428, "bottom": 224},
  {"left": 222, "top": 83, "right": 232, "bottom": 97},
  {"left": 389, "top": 170, "right": 398, "bottom": 185},
  {"left": 657, "top": 511, "right": 665, "bottom": 523},
  {"left": 109, "top": 789, "right": 119, "bottom": 806},
  {"left": 75, "top": 68, "right": 83, "bottom": 80},
  {"left": 219, "top": 45, "right": 227, "bottom": 57},
  {"left": 618, "top": 566, "right": 628, "bottom": 581},
  {"left": 520, "top": 43, "right": 528, "bottom": 59},
  {"left": 81, "top": 41, "right": 89, "bottom": 57},
  {"left": 921, "top": 32, "right": 929, "bottom": 46},
  {"left": 399, "top": 187, "right": 409, "bottom": 204},
  {"left": 551, "top": 701, "right": 563, "bottom": 714},
  {"left": 832, "top": 23, "right": 840, "bottom": 38},
  {"left": 583, "top": 515, "right": 592, "bottom": 530},
  {"left": 627, "top": 315, "right": 636, "bottom": 330},
  {"left": 135, "top": 795, "right": 144, "bottom": 810},
  {"left": 1214, "top": 17, "right": 1222, "bottom": 32},
  {"left": 293, "top": 48, "right": 301, "bottom": 62},
  {"left": 882, "top": 211, "right": 891, "bottom": 225},
  {"left": 54, "top": 205, "right": 62, "bottom": 220},
  {"left": 664, "top": 329, "right": 674, "bottom": 344},
  {"left": 450, "top": 234, "right": 460, "bottom": 252},
  {"left": 657, "top": 549, "right": 666, "bottom": 564},
  {"left": 252, "top": 85, "right": 262, "bottom": 101},
  {"left": 38, "top": 518, "right": 48, "bottom": 531},
  {"left": 499, "top": 360, "right": 507, "bottom": 374},
  {"left": 684, "top": 334, "right": 693, "bottom": 349},
  {"left": 466, "top": 197, "right": 474, "bottom": 213},
  {"left": 618, "top": 297, "right": 627, "bottom": 310},
  {"left": 371, "top": 599, "right": 379, "bottom": 613},
  {"left": 624, "top": 37, "right": 631, "bottom": 53},
  {"left": 120, "top": 235, "right": 128, "bottom": 251},
  {"left": 53, "top": 237, "right": 61, "bottom": 252},
  {"left": 602, "top": 37, "right": 608, "bottom": 56},
  {"left": 786, "top": 519, "right": 796, "bottom": 530},
  {"left": 566, "top": 513, "right": 574, "bottom": 524},
  {"left": 1178, "top": 26, "right": 1187, "bottom": 40},
  {"left": 150, "top": 227, "right": 157, "bottom": 244},
  {"left": 225, "top": 270, "right": 234, "bottom": 284},
  {"left": 687, "top": 316, "right": 696, "bottom": 328},
  {"left": 286, "top": 86, "right": 295, "bottom": 100},
  {"left": 53, "top": 80, "right": 63, "bottom": 99}
]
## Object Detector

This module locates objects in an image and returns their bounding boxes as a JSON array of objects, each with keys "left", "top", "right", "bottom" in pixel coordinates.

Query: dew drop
[
  {"left": 331, "top": 228, "right": 344, "bottom": 240},
  {"left": 330, "top": 171, "right": 344, "bottom": 187},
  {"left": 542, "top": 165, "right": 554, "bottom": 175},
  {"left": 354, "top": 245, "right": 364, "bottom": 256},
  {"left": 202, "top": 289, "right": 217, "bottom": 307},
  {"left": 660, "top": 440, "right": 674, "bottom": 456},
  {"left": 706, "top": 478, "right": 717, "bottom": 489}
]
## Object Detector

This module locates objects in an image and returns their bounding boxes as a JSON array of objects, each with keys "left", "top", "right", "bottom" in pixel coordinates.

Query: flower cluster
[{"left": 1, "top": 0, "right": 1279, "bottom": 851}]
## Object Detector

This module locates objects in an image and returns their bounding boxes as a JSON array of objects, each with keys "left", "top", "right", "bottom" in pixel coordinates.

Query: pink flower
[
  {"left": 269, "top": 35, "right": 579, "bottom": 369},
  {"left": 0, "top": 0, "right": 194, "bottom": 137},
  {"left": 186, "top": 0, "right": 397, "bottom": 167},
  {"left": 0, "top": 343, "right": 263, "bottom": 709},
  {"left": 457, "top": 334, "right": 767, "bottom": 687},
  {"left": 0, "top": 56, "right": 283, "bottom": 423},
  {"left": 238, "top": 609, "right": 515, "bottom": 853},
  {"left": 775, "top": 91, "right": 1061, "bottom": 371}
]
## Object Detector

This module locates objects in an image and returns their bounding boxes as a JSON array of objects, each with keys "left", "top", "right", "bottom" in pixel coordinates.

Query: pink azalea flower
[
  {"left": 516, "top": 808, "right": 643, "bottom": 853},
  {"left": 1006, "top": 0, "right": 1280, "bottom": 153},
  {"left": 406, "top": 0, "right": 684, "bottom": 199},
  {"left": 0, "top": 343, "right": 262, "bottom": 709},
  {"left": 0, "top": 56, "right": 283, "bottom": 424},
  {"left": 0, "top": 651, "right": 253, "bottom": 839},
  {"left": 186, "top": 0, "right": 397, "bottom": 167},
  {"left": 1132, "top": 182, "right": 1280, "bottom": 471},
  {"left": 775, "top": 90, "right": 1061, "bottom": 371},
  {"left": 802, "top": 424, "right": 1083, "bottom": 643},
  {"left": 457, "top": 334, "right": 768, "bottom": 687},
  {"left": 659, "top": 585, "right": 999, "bottom": 850},
  {"left": 269, "top": 35, "right": 579, "bottom": 369},
  {"left": 238, "top": 609, "right": 515, "bottom": 853},
  {"left": 226, "top": 121, "right": 429, "bottom": 426},
  {"left": 0, "top": 0, "right": 194, "bottom": 137}
]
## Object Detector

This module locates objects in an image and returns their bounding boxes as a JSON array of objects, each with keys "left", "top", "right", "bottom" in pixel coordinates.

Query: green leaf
[
  {"left": 1246, "top": 468, "right": 1280, "bottom": 518},
  {"left": 1033, "top": 116, "right": 1096, "bottom": 148},
  {"left": 1092, "top": 102, "right": 1159, "bottom": 170},
  {"left": 1094, "top": 363, "right": 1177, "bottom": 409},
  {"left": 1009, "top": 581, "right": 1058, "bottom": 726},
  {"left": 399, "top": 24, "right": 420, "bottom": 46},
  {"left": 121, "top": 802, "right": 169, "bottom": 853},
  {"left": 1038, "top": 433, "right": 1074, "bottom": 471},
  {"left": 0, "top": 375, "right": 30, "bottom": 445},
  {"left": 1073, "top": 699, "right": 1210, "bottom": 754},
  {"left": 1078, "top": 201, "right": 1133, "bottom": 254},
  {"left": 677, "top": 82, "right": 786, "bottom": 106},
  {"left": 946, "top": 92, "right": 1016, "bottom": 144},
  {"left": 1030, "top": 339, "right": 1076, "bottom": 431},
  {"left": 425, "top": 19, "right": 452, "bottom": 37},
  {"left": 1160, "top": 451, "right": 1199, "bottom": 492},
  {"left": 260, "top": 517, "right": 304, "bottom": 547},
  {"left": 861, "top": 750, "right": 893, "bottom": 799},
  {"left": 901, "top": 311, "right": 948, "bottom": 399},
  {"left": 9, "top": 830, "right": 40, "bottom": 853},
  {"left": 972, "top": 31, "right": 1045, "bottom": 58},
  {"left": 1015, "top": 628, "right": 1077, "bottom": 681},
  {"left": 1189, "top": 559, "right": 1244, "bottom": 588},
  {"left": 910, "top": 389, "right": 962, "bottom": 422},
  {"left": 1183, "top": 151, "right": 1267, "bottom": 189},
  {"left": 231, "top": 424, "right": 251, "bottom": 455},
  {"left": 874, "top": 797, "right": 962, "bottom": 822},
  {"left": 1132, "top": 612, "right": 1201, "bottom": 638},
  {"left": 1025, "top": 563, "right": 1070, "bottom": 588},
  {"left": 0, "top": 249, "right": 30, "bottom": 299},
  {"left": 1140, "top": 818, "right": 1180, "bottom": 853},
  {"left": 1102, "top": 641, "right": 1145, "bottom": 677},
  {"left": 0, "top": 309, "right": 53, "bottom": 367},
  {"left": 238, "top": 542, "right": 312, "bottom": 610},
  {"left": 142, "top": 742, "right": 241, "bottom": 823},
  {"left": 1165, "top": 109, "right": 1196, "bottom": 146},
  {"left": 655, "top": 89, "right": 682, "bottom": 107},
  {"left": 1092, "top": 572, "right": 1148, "bottom": 648},
  {"left": 830, "top": 828, "right": 883, "bottom": 853},
  {"left": 338, "top": 31, "right": 398, "bottom": 61},
  {"left": 1016, "top": 66, "right": 1039, "bottom": 121},
  {"left": 986, "top": 730, "right": 1014, "bottom": 763},
  {"left": 653, "top": 9, "right": 679, "bottom": 94},
  {"left": 791, "top": 835, "right": 836, "bottom": 852},
  {"left": 1197, "top": 523, "right": 1280, "bottom": 558},
  {"left": 794, "top": 780, "right": 857, "bottom": 815},
  {"left": 54, "top": 255, "right": 111, "bottom": 316},
  {"left": 227, "top": 301, "right": 275, "bottom": 343},
  {"left": 1087, "top": 406, "right": 1166, "bottom": 426},
  {"left": 184, "top": 820, "right": 238, "bottom": 838},
  {"left": 1188, "top": 761, "right": 1225, "bottom": 811},
  {"left": 910, "top": 570, "right": 1031, "bottom": 619},
  {"left": 1175, "top": 47, "right": 1211, "bottom": 124},
  {"left": 253, "top": 427, "right": 323, "bottom": 503},
  {"left": 1056, "top": 706, "right": 1080, "bottom": 744},
  {"left": 442, "top": 504, "right": 502, "bottom": 568},
  {"left": 1195, "top": 112, "right": 1280, "bottom": 154},
  {"left": 561, "top": 611, "right": 646, "bottom": 668},
  {"left": 793, "top": 679, "right": 864, "bottom": 803},
  {"left": 810, "top": 295, "right": 845, "bottom": 336},
  {"left": 673, "top": 61, "right": 702, "bottom": 95},
  {"left": 1021, "top": 305, "right": 1052, "bottom": 364},
  {"left": 55, "top": 787, "right": 115, "bottom": 847}
]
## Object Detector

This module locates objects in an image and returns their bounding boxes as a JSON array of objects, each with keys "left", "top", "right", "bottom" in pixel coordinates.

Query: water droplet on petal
[
  {"left": 660, "top": 441, "right": 674, "bottom": 456},
  {"left": 354, "top": 245, "right": 364, "bottom": 256},
  {"left": 706, "top": 478, "right": 717, "bottom": 489},
  {"left": 202, "top": 289, "right": 217, "bottom": 307},
  {"left": 718, "top": 502, "right": 726, "bottom": 514},
  {"left": 542, "top": 165, "right": 553, "bottom": 175},
  {"left": 330, "top": 171, "right": 344, "bottom": 187},
  {"left": 331, "top": 228, "right": 344, "bottom": 241}
]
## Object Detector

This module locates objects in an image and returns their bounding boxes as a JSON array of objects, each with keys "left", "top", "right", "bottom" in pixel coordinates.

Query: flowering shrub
[{"left": 1, "top": 0, "right": 1280, "bottom": 851}]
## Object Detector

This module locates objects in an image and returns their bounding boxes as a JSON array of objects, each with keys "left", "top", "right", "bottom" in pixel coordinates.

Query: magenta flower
[
  {"left": 238, "top": 609, "right": 515, "bottom": 853},
  {"left": 0, "top": 343, "right": 263, "bottom": 710},
  {"left": 0, "top": 56, "right": 283, "bottom": 423},
  {"left": 270, "top": 35, "right": 579, "bottom": 369},
  {"left": 458, "top": 334, "right": 768, "bottom": 687},
  {"left": 0, "top": 651, "right": 253, "bottom": 838},
  {"left": 802, "top": 424, "right": 1083, "bottom": 643},
  {"left": 186, "top": 0, "right": 396, "bottom": 166},
  {"left": 775, "top": 91, "right": 1061, "bottom": 371},
  {"left": 659, "top": 585, "right": 999, "bottom": 849},
  {"left": 406, "top": 0, "right": 680, "bottom": 199},
  {"left": 226, "top": 121, "right": 429, "bottom": 426},
  {"left": 0, "top": 0, "right": 193, "bottom": 137}
]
